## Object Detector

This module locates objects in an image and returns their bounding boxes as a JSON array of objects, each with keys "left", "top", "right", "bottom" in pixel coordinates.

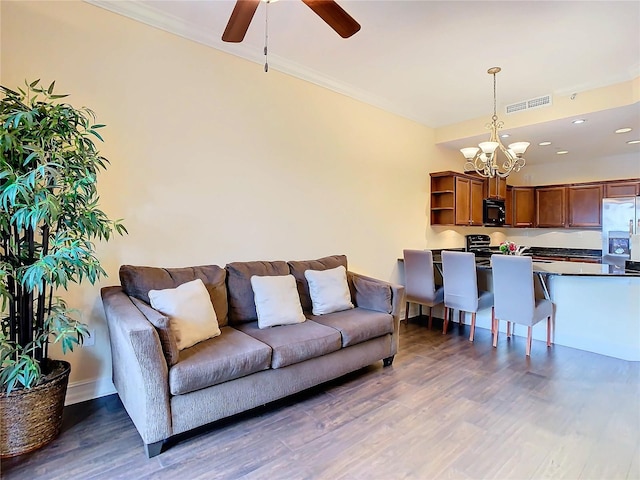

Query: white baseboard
[{"left": 65, "top": 377, "right": 117, "bottom": 406}]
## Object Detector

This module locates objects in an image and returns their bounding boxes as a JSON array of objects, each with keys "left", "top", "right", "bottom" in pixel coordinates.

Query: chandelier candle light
[{"left": 461, "top": 67, "right": 530, "bottom": 178}]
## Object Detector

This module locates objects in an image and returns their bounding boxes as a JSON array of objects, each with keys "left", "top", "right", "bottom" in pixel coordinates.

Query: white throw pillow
[
  {"left": 304, "top": 265, "right": 354, "bottom": 315},
  {"left": 149, "top": 278, "right": 221, "bottom": 350},
  {"left": 250, "top": 274, "right": 306, "bottom": 329}
]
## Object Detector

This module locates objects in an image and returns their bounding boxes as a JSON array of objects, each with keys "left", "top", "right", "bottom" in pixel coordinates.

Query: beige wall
[
  {"left": 509, "top": 152, "right": 640, "bottom": 186},
  {"left": 1, "top": 1, "right": 463, "bottom": 394},
  {"left": 2, "top": 1, "right": 637, "bottom": 399},
  {"left": 436, "top": 78, "right": 640, "bottom": 144}
]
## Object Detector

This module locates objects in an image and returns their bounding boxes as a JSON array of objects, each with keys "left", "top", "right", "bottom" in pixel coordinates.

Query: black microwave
[{"left": 483, "top": 198, "right": 505, "bottom": 226}]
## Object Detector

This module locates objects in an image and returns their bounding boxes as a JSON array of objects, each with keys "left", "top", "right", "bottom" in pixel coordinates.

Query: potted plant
[{"left": 0, "top": 80, "right": 126, "bottom": 457}]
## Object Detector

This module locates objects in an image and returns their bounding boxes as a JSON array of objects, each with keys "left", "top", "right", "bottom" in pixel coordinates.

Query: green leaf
[
  {"left": 88, "top": 130, "right": 104, "bottom": 142},
  {"left": 0, "top": 79, "right": 127, "bottom": 392}
]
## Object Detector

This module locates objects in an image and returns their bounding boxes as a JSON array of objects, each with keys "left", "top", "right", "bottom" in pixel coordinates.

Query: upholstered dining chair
[
  {"left": 403, "top": 249, "right": 444, "bottom": 329},
  {"left": 441, "top": 250, "right": 494, "bottom": 341},
  {"left": 490, "top": 254, "right": 553, "bottom": 356}
]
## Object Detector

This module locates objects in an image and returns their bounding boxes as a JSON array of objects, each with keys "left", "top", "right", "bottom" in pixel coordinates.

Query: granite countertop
[
  {"left": 472, "top": 257, "right": 636, "bottom": 277},
  {"left": 401, "top": 247, "right": 639, "bottom": 276},
  {"left": 469, "top": 247, "right": 602, "bottom": 260},
  {"left": 420, "top": 251, "right": 639, "bottom": 277},
  {"left": 521, "top": 247, "right": 602, "bottom": 259}
]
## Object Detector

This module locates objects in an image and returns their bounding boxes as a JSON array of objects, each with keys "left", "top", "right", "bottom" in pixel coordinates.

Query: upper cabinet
[
  {"left": 430, "top": 171, "right": 483, "bottom": 226},
  {"left": 486, "top": 176, "right": 507, "bottom": 200},
  {"left": 430, "top": 174, "right": 455, "bottom": 225},
  {"left": 512, "top": 187, "right": 535, "bottom": 227},
  {"left": 536, "top": 186, "right": 567, "bottom": 227},
  {"left": 504, "top": 185, "right": 513, "bottom": 226},
  {"left": 455, "top": 176, "right": 484, "bottom": 226},
  {"left": 429, "top": 171, "right": 639, "bottom": 229},
  {"left": 567, "top": 184, "right": 603, "bottom": 228},
  {"left": 604, "top": 180, "right": 640, "bottom": 198}
]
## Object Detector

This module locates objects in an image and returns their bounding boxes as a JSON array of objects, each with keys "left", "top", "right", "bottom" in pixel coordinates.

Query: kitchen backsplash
[{"left": 427, "top": 227, "right": 602, "bottom": 250}]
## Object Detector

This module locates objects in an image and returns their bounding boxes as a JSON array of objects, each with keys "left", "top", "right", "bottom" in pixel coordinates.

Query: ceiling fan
[{"left": 222, "top": 0, "right": 361, "bottom": 43}]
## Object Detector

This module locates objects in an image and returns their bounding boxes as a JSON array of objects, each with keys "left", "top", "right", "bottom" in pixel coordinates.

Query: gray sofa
[{"left": 100, "top": 255, "right": 404, "bottom": 457}]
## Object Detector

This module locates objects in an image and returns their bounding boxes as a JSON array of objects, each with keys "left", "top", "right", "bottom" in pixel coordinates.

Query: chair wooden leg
[
  {"left": 507, "top": 321, "right": 511, "bottom": 338},
  {"left": 490, "top": 307, "right": 495, "bottom": 334},
  {"left": 404, "top": 302, "right": 409, "bottom": 325},
  {"left": 419, "top": 304, "right": 423, "bottom": 318},
  {"left": 546, "top": 316, "right": 552, "bottom": 347},
  {"left": 443, "top": 307, "right": 449, "bottom": 334},
  {"left": 526, "top": 326, "right": 532, "bottom": 356},
  {"left": 428, "top": 306, "right": 433, "bottom": 330},
  {"left": 459, "top": 310, "right": 464, "bottom": 327},
  {"left": 469, "top": 312, "right": 476, "bottom": 342},
  {"left": 493, "top": 317, "right": 499, "bottom": 347}
]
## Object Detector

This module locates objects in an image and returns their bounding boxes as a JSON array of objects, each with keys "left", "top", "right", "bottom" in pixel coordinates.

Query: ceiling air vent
[{"left": 506, "top": 94, "right": 552, "bottom": 114}]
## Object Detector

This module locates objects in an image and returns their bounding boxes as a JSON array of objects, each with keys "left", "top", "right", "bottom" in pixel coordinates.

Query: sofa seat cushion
[
  {"left": 169, "top": 326, "right": 272, "bottom": 396},
  {"left": 308, "top": 307, "right": 394, "bottom": 348},
  {"left": 235, "top": 320, "right": 341, "bottom": 369}
]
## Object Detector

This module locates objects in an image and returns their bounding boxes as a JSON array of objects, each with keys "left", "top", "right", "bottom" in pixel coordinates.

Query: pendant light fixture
[{"left": 460, "top": 67, "right": 529, "bottom": 178}]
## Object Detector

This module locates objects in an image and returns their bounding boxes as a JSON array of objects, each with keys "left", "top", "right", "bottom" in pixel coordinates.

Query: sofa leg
[
  {"left": 383, "top": 355, "right": 395, "bottom": 367},
  {"left": 145, "top": 440, "right": 164, "bottom": 458}
]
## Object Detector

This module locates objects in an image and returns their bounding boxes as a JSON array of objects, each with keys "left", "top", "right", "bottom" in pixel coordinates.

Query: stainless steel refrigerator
[{"left": 602, "top": 196, "right": 640, "bottom": 266}]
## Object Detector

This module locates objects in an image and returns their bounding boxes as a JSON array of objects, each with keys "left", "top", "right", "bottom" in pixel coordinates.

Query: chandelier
[{"left": 460, "top": 67, "right": 529, "bottom": 178}]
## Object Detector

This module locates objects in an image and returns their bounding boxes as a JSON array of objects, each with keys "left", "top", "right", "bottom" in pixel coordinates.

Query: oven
[{"left": 483, "top": 198, "right": 505, "bottom": 226}]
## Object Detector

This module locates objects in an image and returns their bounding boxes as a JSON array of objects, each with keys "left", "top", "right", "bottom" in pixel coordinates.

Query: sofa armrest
[
  {"left": 101, "top": 286, "right": 172, "bottom": 444},
  {"left": 348, "top": 272, "right": 405, "bottom": 355}
]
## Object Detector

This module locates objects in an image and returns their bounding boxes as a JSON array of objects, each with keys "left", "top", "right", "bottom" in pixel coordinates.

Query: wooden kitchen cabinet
[
  {"left": 430, "top": 174, "right": 455, "bottom": 225},
  {"left": 567, "top": 184, "right": 602, "bottom": 228},
  {"left": 430, "top": 171, "right": 483, "bottom": 226},
  {"left": 512, "top": 187, "right": 535, "bottom": 227},
  {"left": 604, "top": 180, "right": 640, "bottom": 197},
  {"left": 504, "top": 185, "right": 513, "bottom": 226},
  {"left": 430, "top": 172, "right": 639, "bottom": 229},
  {"left": 486, "top": 176, "right": 507, "bottom": 200},
  {"left": 536, "top": 186, "right": 566, "bottom": 227},
  {"left": 455, "top": 176, "right": 484, "bottom": 226}
]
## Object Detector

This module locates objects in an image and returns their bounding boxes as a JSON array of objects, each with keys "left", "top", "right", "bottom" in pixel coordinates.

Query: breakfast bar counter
[
  {"left": 400, "top": 254, "right": 640, "bottom": 361},
  {"left": 474, "top": 257, "right": 635, "bottom": 276}
]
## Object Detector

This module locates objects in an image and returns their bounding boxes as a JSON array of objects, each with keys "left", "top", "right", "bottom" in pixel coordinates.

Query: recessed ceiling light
[
  {"left": 500, "top": 133, "right": 510, "bottom": 138},
  {"left": 616, "top": 127, "right": 633, "bottom": 134},
  {"left": 556, "top": 150, "right": 569, "bottom": 155},
  {"left": 572, "top": 119, "right": 586, "bottom": 124},
  {"left": 627, "top": 140, "right": 640, "bottom": 145},
  {"left": 538, "top": 141, "right": 552, "bottom": 146}
]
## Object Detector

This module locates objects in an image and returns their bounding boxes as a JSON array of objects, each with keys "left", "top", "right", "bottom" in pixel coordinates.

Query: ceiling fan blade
[
  {"left": 301, "top": 0, "right": 361, "bottom": 38},
  {"left": 222, "top": 0, "right": 261, "bottom": 42}
]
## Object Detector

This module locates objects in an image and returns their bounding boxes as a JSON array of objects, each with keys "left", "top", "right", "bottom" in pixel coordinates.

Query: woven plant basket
[{"left": 0, "top": 360, "right": 71, "bottom": 458}]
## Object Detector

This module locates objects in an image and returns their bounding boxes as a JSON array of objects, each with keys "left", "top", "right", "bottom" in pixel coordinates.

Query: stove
[{"left": 465, "top": 234, "right": 492, "bottom": 252}]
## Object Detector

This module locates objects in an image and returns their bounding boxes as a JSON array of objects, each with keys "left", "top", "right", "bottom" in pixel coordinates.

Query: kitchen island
[
  {"left": 479, "top": 258, "right": 639, "bottom": 361},
  {"left": 402, "top": 254, "right": 640, "bottom": 361}
]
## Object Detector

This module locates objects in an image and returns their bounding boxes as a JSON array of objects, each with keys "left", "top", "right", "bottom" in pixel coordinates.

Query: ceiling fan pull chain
[{"left": 264, "top": 0, "right": 270, "bottom": 72}]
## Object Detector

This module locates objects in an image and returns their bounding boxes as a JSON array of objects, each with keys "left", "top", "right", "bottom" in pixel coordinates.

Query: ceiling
[{"left": 88, "top": 0, "right": 640, "bottom": 166}]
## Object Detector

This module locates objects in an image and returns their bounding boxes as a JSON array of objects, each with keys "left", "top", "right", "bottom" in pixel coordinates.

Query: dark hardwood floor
[{"left": 3, "top": 319, "right": 639, "bottom": 479}]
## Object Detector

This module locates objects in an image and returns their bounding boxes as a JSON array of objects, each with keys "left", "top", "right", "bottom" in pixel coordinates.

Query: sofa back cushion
[
  {"left": 226, "top": 260, "right": 289, "bottom": 324},
  {"left": 119, "top": 264, "right": 229, "bottom": 327},
  {"left": 287, "top": 255, "right": 348, "bottom": 312}
]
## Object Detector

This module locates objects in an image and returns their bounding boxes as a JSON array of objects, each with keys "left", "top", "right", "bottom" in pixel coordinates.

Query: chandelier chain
[{"left": 492, "top": 71, "right": 498, "bottom": 122}]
